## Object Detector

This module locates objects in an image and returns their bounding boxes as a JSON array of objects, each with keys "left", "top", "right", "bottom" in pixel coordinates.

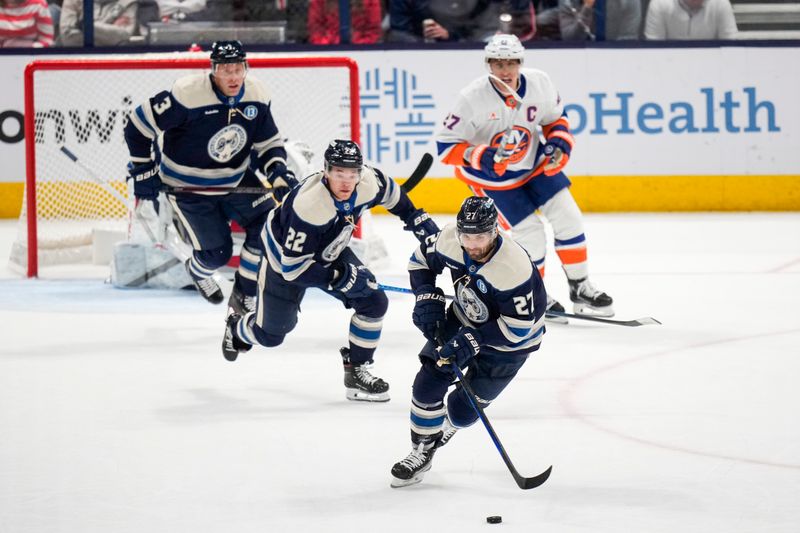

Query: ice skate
[
  {"left": 341, "top": 347, "right": 390, "bottom": 402},
  {"left": 569, "top": 277, "right": 614, "bottom": 317},
  {"left": 545, "top": 294, "right": 569, "bottom": 324},
  {"left": 185, "top": 259, "right": 224, "bottom": 304},
  {"left": 228, "top": 284, "right": 256, "bottom": 315},
  {"left": 437, "top": 418, "right": 458, "bottom": 448},
  {"left": 222, "top": 313, "right": 252, "bottom": 362},
  {"left": 390, "top": 438, "right": 440, "bottom": 488}
]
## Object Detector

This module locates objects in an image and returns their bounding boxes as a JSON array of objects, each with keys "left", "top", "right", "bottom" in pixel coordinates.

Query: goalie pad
[{"left": 110, "top": 242, "right": 192, "bottom": 289}]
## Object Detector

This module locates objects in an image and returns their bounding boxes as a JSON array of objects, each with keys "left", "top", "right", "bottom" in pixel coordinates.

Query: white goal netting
[{"left": 11, "top": 54, "right": 359, "bottom": 277}]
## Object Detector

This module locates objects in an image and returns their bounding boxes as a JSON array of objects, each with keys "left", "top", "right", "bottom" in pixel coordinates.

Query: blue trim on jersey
[
  {"left": 508, "top": 325, "right": 532, "bottom": 337},
  {"left": 135, "top": 106, "right": 155, "bottom": 135},
  {"left": 554, "top": 234, "right": 586, "bottom": 246},
  {"left": 410, "top": 413, "right": 445, "bottom": 427},
  {"left": 350, "top": 324, "right": 381, "bottom": 340},
  {"left": 532, "top": 256, "right": 545, "bottom": 266},
  {"left": 160, "top": 164, "right": 244, "bottom": 186},
  {"left": 506, "top": 326, "right": 544, "bottom": 347}
]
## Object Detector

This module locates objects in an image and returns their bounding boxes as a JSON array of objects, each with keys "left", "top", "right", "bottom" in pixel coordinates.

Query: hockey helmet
[
  {"left": 457, "top": 196, "right": 498, "bottom": 235},
  {"left": 210, "top": 40, "right": 247, "bottom": 65},
  {"left": 324, "top": 140, "right": 363, "bottom": 170},
  {"left": 484, "top": 34, "right": 524, "bottom": 64}
]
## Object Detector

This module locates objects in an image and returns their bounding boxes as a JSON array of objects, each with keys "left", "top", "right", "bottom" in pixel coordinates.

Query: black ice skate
[
  {"left": 185, "top": 259, "right": 224, "bottom": 304},
  {"left": 340, "top": 347, "right": 390, "bottom": 402},
  {"left": 228, "top": 284, "right": 256, "bottom": 315},
  {"left": 545, "top": 294, "right": 569, "bottom": 324},
  {"left": 222, "top": 313, "right": 252, "bottom": 362},
  {"left": 390, "top": 436, "right": 441, "bottom": 488},
  {"left": 569, "top": 277, "right": 614, "bottom": 317}
]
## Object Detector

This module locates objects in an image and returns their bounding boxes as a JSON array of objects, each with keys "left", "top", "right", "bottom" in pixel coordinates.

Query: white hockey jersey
[{"left": 436, "top": 68, "right": 566, "bottom": 190}]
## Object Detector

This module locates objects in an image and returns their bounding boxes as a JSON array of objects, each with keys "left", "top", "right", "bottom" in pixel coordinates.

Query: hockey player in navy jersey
[
  {"left": 390, "top": 196, "right": 547, "bottom": 487},
  {"left": 124, "top": 40, "right": 297, "bottom": 314},
  {"left": 436, "top": 34, "right": 613, "bottom": 319},
  {"left": 221, "top": 140, "right": 439, "bottom": 402}
]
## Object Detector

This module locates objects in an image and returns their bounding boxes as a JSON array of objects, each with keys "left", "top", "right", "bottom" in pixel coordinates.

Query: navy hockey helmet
[
  {"left": 210, "top": 40, "right": 247, "bottom": 65},
  {"left": 324, "top": 140, "right": 363, "bottom": 171},
  {"left": 457, "top": 196, "right": 498, "bottom": 235}
]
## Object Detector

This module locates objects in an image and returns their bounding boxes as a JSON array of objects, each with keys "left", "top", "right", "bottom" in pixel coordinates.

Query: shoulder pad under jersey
[
  {"left": 291, "top": 171, "right": 337, "bottom": 226},
  {"left": 171, "top": 74, "right": 219, "bottom": 109}
]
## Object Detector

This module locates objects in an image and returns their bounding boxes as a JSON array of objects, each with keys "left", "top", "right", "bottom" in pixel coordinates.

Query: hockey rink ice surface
[{"left": 1, "top": 212, "right": 799, "bottom": 533}]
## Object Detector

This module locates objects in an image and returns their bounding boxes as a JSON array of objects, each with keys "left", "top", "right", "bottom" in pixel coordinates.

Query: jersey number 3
[
  {"left": 285, "top": 228, "right": 307, "bottom": 252},
  {"left": 153, "top": 96, "right": 172, "bottom": 115}
]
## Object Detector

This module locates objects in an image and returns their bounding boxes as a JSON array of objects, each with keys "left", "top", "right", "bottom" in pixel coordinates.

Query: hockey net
[{"left": 11, "top": 54, "right": 360, "bottom": 278}]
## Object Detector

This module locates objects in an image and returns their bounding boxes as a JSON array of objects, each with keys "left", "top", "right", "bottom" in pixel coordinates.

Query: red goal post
[{"left": 15, "top": 55, "right": 360, "bottom": 278}]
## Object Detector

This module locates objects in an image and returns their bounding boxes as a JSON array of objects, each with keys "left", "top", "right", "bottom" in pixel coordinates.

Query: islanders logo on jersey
[
  {"left": 208, "top": 124, "right": 248, "bottom": 163},
  {"left": 490, "top": 126, "right": 532, "bottom": 165}
]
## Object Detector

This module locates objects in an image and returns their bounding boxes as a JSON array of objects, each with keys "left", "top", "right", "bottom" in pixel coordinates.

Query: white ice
[{"left": 1, "top": 213, "right": 799, "bottom": 533}]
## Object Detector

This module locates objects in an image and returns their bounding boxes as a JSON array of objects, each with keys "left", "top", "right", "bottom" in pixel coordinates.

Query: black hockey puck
[{"left": 486, "top": 516, "right": 502, "bottom": 524}]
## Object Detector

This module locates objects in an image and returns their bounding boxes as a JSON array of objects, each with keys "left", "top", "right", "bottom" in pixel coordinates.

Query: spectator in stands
[
  {"left": 58, "top": 0, "right": 137, "bottom": 45},
  {"left": 0, "top": 0, "right": 54, "bottom": 47},
  {"left": 645, "top": 0, "right": 737, "bottom": 39},
  {"left": 388, "top": 0, "right": 534, "bottom": 42},
  {"left": 606, "top": 0, "right": 641, "bottom": 39},
  {"left": 155, "top": 0, "right": 207, "bottom": 21},
  {"left": 308, "top": 0, "right": 382, "bottom": 44},
  {"left": 535, "top": 0, "right": 595, "bottom": 40},
  {"left": 202, "top": 0, "right": 308, "bottom": 43}
]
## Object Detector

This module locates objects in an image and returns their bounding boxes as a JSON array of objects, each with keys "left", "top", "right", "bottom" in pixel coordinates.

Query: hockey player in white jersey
[
  {"left": 221, "top": 140, "right": 439, "bottom": 402},
  {"left": 436, "top": 34, "right": 613, "bottom": 318},
  {"left": 124, "top": 40, "right": 297, "bottom": 315},
  {"left": 390, "top": 196, "right": 546, "bottom": 487}
]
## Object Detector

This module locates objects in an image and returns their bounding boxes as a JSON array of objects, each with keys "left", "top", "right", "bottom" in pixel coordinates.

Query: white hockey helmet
[{"left": 484, "top": 34, "right": 525, "bottom": 64}]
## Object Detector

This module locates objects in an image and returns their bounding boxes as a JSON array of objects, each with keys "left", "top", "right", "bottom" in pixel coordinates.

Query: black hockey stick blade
[
  {"left": 545, "top": 310, "right": 661, "bottom": 327},
  {"left": 401, "top": 153, "right": 434, "bottom": 193},
  {"left": 516, "top": 464, "right": 553, "bottom": 490}
]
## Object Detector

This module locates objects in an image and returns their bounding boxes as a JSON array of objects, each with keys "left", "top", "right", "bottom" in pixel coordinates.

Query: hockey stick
[
  {"left": 544, "top": 310, "right": 661, "bottom": 327},
  {"left": 59, "top": 146, "right": 163, "bottom": 244},
  {"left": 435, "top": 325, "right": 552, "bottom": 490},
  {"left": 166, "top": 186, "right": 273, "bottom": 194},
  {"left": 487, "top": 74, "right": 523, "bottom": 164},
  {"left": 379, "top": 284, "right": 661, "bottom": 327},
  {"left": 400, "top": 152, "right": 433, "bottom": 193}
]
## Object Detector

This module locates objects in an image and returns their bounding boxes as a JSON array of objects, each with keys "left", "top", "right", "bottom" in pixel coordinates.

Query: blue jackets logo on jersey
[
  {"left": 457, "top": 285, "right": 490, "bottom": 323},
  {"left": 208, "top": 125, "right": 248, "bottom": 163}
]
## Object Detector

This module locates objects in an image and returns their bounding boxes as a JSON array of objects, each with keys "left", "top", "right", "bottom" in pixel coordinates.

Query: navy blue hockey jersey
[
  {"left": 409, "top": 225, "right": 546, "bottom": 355},
  {"left": 125, "top": 73, "right": 286, "bottom": 191},
  {"left": 262, "top": 166, "right": 418, "bottom": 288}
]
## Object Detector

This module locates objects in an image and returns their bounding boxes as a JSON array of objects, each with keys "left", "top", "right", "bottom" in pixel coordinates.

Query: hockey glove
[
  {"left": 267, "top": 163, "right": 299, "bottom": 203},
  {"left": 329, "top": 262, "right": 378, "bottom": 299},
  {"left": 465, "top": 144, "right": 509, "bottom": 180},
  {"left": 403, "top": 209, "right": 440, "bottom": 245},
  {"left": 127, "top": 161, "right": 161, "bottom": 201},
  {"left": 542, "top": 139, "right": 572, "bottom": 176},
  {"left": 437, "top": 327, "right": 481, "bottom": 371},
  {"left": 412, "top": 285, "right": 447, "bottom": 342}
]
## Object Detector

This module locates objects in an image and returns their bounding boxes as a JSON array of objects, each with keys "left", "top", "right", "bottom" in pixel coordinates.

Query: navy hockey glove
[
  {"left": 412, "top": 285, "right": 446, "bottom": 342},
  {"left": 542, "top": 139, "right": 572, "bottom": 176},
  {"left": 437, "top": 327, "right": 481, "bottom": 371},
  {"left": 267, "top": 163, "right": 299, "bottom": 203},
  {"left": 465, "top": 144, "right": 509, "bottom": 179},
  {"left": 330, "top": 262, "right": 378, "bottom": 299},
  {"left": 127, "top": 161, "right": 161, "bottom": 201},
  {"left": 404, "top": 209, "right": 440, "bottom": 245}
]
